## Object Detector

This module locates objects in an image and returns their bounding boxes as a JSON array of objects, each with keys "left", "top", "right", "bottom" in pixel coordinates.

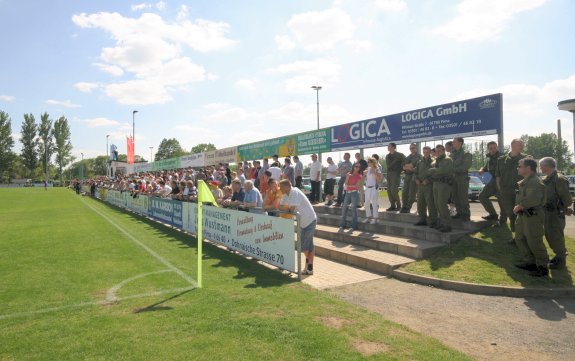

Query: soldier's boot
[
  {"left": 529, "top": 265, "right": 549, "bottom": 277},
  {"left": 438, "top": 225, "right": 452, "bottom": 233},
  {"left": 549, "top": 257, "right": 566, "bottom": 269},
  {"left": 482, "top": 214, "right": 498, "bottom": 221},
  {"left": 414, "top": 220, "right": 427, "bottom": 226},
  {"left": 514, "top": 262, "right": 537, "bottom": 271}
]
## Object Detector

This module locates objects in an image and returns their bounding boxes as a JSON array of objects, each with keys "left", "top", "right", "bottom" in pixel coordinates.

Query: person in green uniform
[
  {"left": 479, "top": 141, "right": 503, "bottom": 221},
  {"left": 450, "top": 137, "right": 472, "bottom": 221},
  {"left": 414, "top": 146, "right": 437, "bottom": 227},
  {"left": 428, "top": 144, "right": 454, "bottom": 232},
  {"left": 385, "top": 143, "right": 405, "bottom": 211},
  {"left": 540, "top": 157, "right": 573, "bottom": 269},
  {"left": 513, "top": 158, "right": 549, "bottom": 277},
  {"left": 401, "top": 143, "right": 422, "bottom": 213},
  {"left": 496, "top": 139, "right": 530, "bottom": 241}
]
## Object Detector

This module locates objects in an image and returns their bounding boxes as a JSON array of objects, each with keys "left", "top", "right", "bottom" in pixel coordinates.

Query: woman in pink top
[{"left": 338, "top": 163, "right": 363, "bottom": 232}]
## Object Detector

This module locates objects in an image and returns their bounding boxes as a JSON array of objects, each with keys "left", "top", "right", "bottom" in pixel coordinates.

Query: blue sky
[{"left": 1, "top": 0, "right": 574, "bottom": 162}]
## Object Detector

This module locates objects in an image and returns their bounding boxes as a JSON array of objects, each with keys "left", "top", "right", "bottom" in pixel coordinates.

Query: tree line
[{"left": 0, "top": 110, "right": 73, "bottom": 183}]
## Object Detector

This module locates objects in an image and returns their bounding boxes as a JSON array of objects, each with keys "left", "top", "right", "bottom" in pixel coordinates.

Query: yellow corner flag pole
[{"left": 196, "top": 180, "right": 218, "bottom": 288}]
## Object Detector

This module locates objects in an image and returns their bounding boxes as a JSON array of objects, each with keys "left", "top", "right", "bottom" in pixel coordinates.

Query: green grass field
[
  {"left": 0, "top": 188, "right": 470, "bottom": 361},
  {"left": 402, "top": 225, "right": 575, "bottom": 288}
]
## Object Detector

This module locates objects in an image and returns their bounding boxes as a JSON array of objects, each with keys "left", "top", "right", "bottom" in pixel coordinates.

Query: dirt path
[{"left": 330, "top": 278, "right": 575, "bottom": 361}]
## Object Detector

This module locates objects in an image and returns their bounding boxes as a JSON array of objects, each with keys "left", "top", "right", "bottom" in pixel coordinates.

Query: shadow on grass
[
  {"left": 133, "top": 288, "right": 195, "bottom": 314},
  {"left": 423, "top": 223, "right": 574, "bottom": 289},
  {"left": 90, "top": 199, "right": 297, "bottom": 289}
]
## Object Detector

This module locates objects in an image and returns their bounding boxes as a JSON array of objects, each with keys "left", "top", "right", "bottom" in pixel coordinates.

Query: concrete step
[
  {"left": 314, "top": 237, "right": 416, "bottom": 275},
  {"left": 313, "top": 204, "right": 492, "bottom": 232},
  {"left": 316, "top": 213, "right": 468, "bottom": 243},
  {"left": 314, "top": 224, "right": 445, "bottom": 259}
]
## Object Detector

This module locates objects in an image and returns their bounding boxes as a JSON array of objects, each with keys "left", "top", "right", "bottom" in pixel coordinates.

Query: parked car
[
  {"left": 565, "top": 175, "right": 575, "bottom": 197},
  {"left": 468, "top": 176, "right": 485, "bottom": 201}
]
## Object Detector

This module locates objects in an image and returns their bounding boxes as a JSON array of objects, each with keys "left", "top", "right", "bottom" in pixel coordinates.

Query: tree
[
  {"left": 191, "top": 143, "right": 216, "bottom": 154},
  {"left": 20, "top": 113, "right": 38, "bottom": 178},
  {"left": 522, "top": 133, "right": 572, "bottom": 172},
  {"left": 93, "top": 155, "right": 109, "bottom": 176},
  {"left": 37, "top": 112, "right": 54, "bottom": 180},
  {"left": 52, "top": 116, "right": 73, "bottom": 183},
  {"left": 155, "top": 138, "right": 187, "bottom": 160},
  {"left": 0, "top": 111, "right": 15, "bottom": 183}
]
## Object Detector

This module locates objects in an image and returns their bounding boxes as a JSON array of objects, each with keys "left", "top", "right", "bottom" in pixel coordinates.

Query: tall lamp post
[
  {"left": 80, "top": 152, "right": 84, "bottom": 180},
  {"left": 38, "top": 138, "right": 48, "bottom": 184},
  {"left": 311, "top": 85, "right": 323, "bottom": 200},
  {"left": 558, "top": 99, "right": 575, "bottom": 163},
  {"left": 106, "top": 134, "right": 110, "bottom": 158},
  {"left": 132, "top": 110, "right": 138, "bottom": 156},
  {"left": 149, "top": 146, "right": 154, "bottom": 163}
]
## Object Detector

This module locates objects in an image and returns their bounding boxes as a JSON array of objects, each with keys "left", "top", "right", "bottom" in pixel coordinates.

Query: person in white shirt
[
  {"left": 324, "top": 157, "right": 338, "bottom": 206},
  {"left": 309, "top": 154, "right": 322, "bottom": 203},
  {"left": 279, "top": 179, "right": 317, "bottom": 275},
  {"left": 364, "top": 157, "right": 382, "bottom": 223},
  {"left": 268, "top": 165, "right": 282, "bottom": 181}
]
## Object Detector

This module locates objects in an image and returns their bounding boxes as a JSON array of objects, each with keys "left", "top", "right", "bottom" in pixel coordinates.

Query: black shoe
[
  {"left": 499, "top": 217, "right": 508, "bottom": 225},
  {"left": 334, "top": 203, "right": 341, "bottom": 207},
  {"left": 386, "top": 207, "right": 397, "bottom": 211},
  {"left": 438, "top": 226, "right": 452, "bottom": 233},
  {"left": 326, "top": 200, "right": 333, "bottom": 206},
  {"left": 429, "top": 223, "right": 440, "bottom": 229},
  {"left": 399, "top": 209, "right": 410, "bottom": 214},
  {"left": 482, "top": 214, "right": 498, "bottom": 221},
  {"left": 514, "top": 263, "right": 537, "bottom": 271},
  {"left": 414, "top": 221, "right": 427, "bottom": 226},
  {"left": 529, "top": 265, "right": 549, "bottom": 277},
  {"left": 549, "top": 257, "right": 566, "bottom": 269}
]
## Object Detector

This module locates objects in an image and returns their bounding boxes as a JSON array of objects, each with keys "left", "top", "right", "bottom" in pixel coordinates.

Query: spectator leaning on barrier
[
  {"left": 309, "top": 154, "right": 322, "bottom": 204},
  {"left": 293, "top": 156, "right": 303, "bottom": 189},
  {"left": 385, "top": 143, "right": 405, "bottom": 211},
  {"left": 479, "top": 141, "right": 503, "bottom": 221},
  {"left": 243, "top": 180, "right": 264, "bottom": 214},
  {"left": 400, "top": 143, "right": 422, "bottom": 213},
  {"left": 513, "top": 158, "right": 549, "bottom": 277},
  {"left": 324, "top": 157, "right": 338, "bottom": 206},
  {"left": 540, "top": 157, "right": 573, "bottom": 269},
  {"left": 450, "top": 137, "right": 473, "bottom": 222},
  {"left": 335, "top": 153, "right": 352, "bottom": 207},
  {"left": 229, "top": 179, "right": 245, "bottom": 208},
  {"left": 279, "top": 179, "right": 317, "bottom": 275},
  {"left": 364, "top": 157, "right": 382, "bottom": 223},
  {"left": 263, "top": 178, "right": 282, "bottom": 217}
]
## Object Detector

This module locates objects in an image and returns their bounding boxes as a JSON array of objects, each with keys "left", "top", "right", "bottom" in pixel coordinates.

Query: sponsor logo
[{"left": 479, "top": 98, "right": 497, "bottom": 109}]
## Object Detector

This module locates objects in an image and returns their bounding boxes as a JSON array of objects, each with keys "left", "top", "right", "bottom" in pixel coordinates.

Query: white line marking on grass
[
  {"left": 0, "top": 286, "right": 196, "bottom": 321},
  {"left": 106, "top": 270, "right": 173, "bottom": 302},
  {"left": 80, "top": 198, "right": 197, "bottom": 287}
]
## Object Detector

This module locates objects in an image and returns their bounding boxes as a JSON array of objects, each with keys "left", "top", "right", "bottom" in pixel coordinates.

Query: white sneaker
[
  {"left": 337, "top": 227, "right": 344, "bottom": 232},
  {"left": 363, "top": 218, "right": 370, "bottom": 223}
]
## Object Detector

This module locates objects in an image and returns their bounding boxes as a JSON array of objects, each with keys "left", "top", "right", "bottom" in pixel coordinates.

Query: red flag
[{"left": 127, "top": 136, "right": 135, "bottom": 164}]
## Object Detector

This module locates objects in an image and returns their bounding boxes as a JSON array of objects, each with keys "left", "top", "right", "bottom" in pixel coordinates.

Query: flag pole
[{"left": 197, "top": 188, "right": 203, "bottom": 288}]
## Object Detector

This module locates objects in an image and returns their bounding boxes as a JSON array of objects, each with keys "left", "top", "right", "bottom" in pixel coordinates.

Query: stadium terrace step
[
  {"left": 314, "top": 237, "right": 416, "bottom": 275},
  {"left": 313, "top": 205, "right": 492, "bottom": 232},
  {"left": 315, "top": 213, "right": 468, "bottom": 244},
  {"left": 314, "top": 224, "right": 444, "bottom": 259}
]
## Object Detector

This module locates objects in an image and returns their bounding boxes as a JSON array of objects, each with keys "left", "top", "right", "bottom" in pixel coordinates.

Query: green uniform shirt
[
  {"left": 542, "top": 171, "right": 572, "bottom": 211},
  {"left": 450, "top": 148, "right": 472, "bottom": 174},
  {"left": 516, "top": 173, "right": 545, "bottom": 209},
  {"left": 402, "top": 153, "right": 422, "bottom": 174},
  {"left": 483, "top": 151, "right": 500, "bottom": 174},
  {"left": 386, "top": 151, "right": 405, "bottom": 172},
  {"left": 496, "top": 152, "right": 530, "bottom": 188},
  {"left": 427, "top": 154, "right": 453, "bottom": 180},
  {"left": 414, "top": 156, "right": 433, "bottom": 182}
]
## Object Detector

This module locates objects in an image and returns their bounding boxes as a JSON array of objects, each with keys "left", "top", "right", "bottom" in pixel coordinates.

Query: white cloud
[
  {"left": 282, "top": 8, "right": 355, "bottom": 52},
  {"left": 235, "top": 78, "right": 257, "bottom": 91},
  {"left": 269, "top": 58, "right": 342, "bottom": 93},
  {"left": 0, "top": 95, "right": 15, "bottom": 102},
  {"left": 432, "top": 0, "right": 547, "bottom": 42},
  {"left": 93, "top": 62, "right": 124, "bottom": 76},
  {"left": 73, "top": 82, "right": 99, "bottom": 93},
  {"left": 44, "top": 99, "right": 81, "bottom": 108},
  {"left": 274, "top": 35, "right": 295, "bottom": 51},
  {"left": 155, "top": 1, "right": 166, "bottom": 11},
  {"left": 131, "top": 3, "right": 151, "bottom": 11},
  {"left": 80, "top": 117, "right": 121, "bottom": 127},
  {"left": 104, "top": 80, "right": 172, "bottom": 105},
  {"left": 72, "top": 10, "right": 235, "bottom": 105},
  {"left": 374, "top": 0, "right": 408, "bottom": 12},
  {"left": 346, "top": 39, "right": 373, "bottom": 52}
]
